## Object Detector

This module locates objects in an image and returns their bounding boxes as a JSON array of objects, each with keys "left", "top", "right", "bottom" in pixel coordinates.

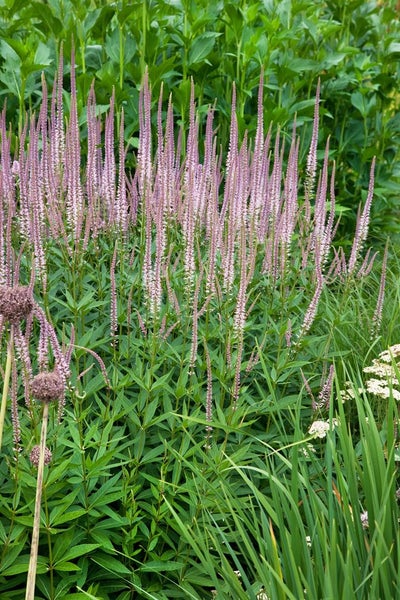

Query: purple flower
[{"left": 31, "top": 371, "right": 65, "bottom": 403}]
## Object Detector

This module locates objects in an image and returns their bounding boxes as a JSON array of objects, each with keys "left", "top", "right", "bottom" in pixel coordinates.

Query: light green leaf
[{"left": 54, "top": 561, "right": 81, "bottom": 572}]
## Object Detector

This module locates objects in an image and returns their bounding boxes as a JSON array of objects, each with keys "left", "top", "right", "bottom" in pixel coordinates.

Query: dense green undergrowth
[{"left": 0, "top": 231, "right": 399, "bottom": 599}]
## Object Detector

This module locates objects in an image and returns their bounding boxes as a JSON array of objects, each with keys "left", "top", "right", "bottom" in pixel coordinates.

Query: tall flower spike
[
  {"left": 313, "top": 364, "right": 335, "bottom": 410},
  {"left": 204, "top": 340, "right": 213, "bottom": 450},
  {"left": 347, "top": 157, "right": 376, "bottom": 274},
  {"left": 371, "top": 241, "right": 388, "bottom": 337},
  {"left": 102, "top": 88, "right": 116, "bottom": 224},
  {"left": 50, "top": 42, "right": 65, "bottom": 181},
  {"left": 110, "top": 243, "right": 118, "bottom": 341},
  {"left": 305, "top": 78, "right": 320, "bottom": 200},
  {"left": 137, "top": 68, "right": 152, "bottom": 200},
  {"left": 116, "top": 107, "right": 128, "bottom": 233},
  {"left": 65, "top": 45, "right": 84, "bottom": 247},
  {"left": 84, "top": 82, "right": 101, "bottom": 247},
  {"left": 182, "top": 79, "right": 199, "bottom": 289}
]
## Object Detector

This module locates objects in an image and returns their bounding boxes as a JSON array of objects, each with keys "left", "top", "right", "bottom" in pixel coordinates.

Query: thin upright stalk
[
  {"left": 0, "top": 328, "right": 14, "bottom": 451},
  {"left": 25, "top": 401, "right": 50, "bottom": 600}
]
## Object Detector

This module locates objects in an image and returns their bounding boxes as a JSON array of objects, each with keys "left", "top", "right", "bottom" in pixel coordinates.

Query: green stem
[
  {"left": 26, "top": 402, "right": 50, "bottom": 600},
  {"left": 119, "top": 25, "right": 124, "bottom": 90},
  {"left": 141, "top": 0, "right": 147, "bottom": 77},
  {"left": 0, "top": 329, "right": 14, "bottom": 451}
]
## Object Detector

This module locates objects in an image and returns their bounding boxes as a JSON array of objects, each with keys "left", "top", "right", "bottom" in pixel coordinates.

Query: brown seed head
[
  {"left": 31, "top": 371, "right": 64, "bottom": 403},
  {"left": 0, "top": 285, "right": 34, "bottom": 323},
  {"left": 29, "top": 444, "right": 52, "bottom": 467}
]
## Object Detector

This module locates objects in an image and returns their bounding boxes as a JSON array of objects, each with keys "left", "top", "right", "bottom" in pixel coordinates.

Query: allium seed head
[
  {"left": 0, "top": 285, "right": 34, "bottom": 323},
  {"left": 31, "top": 371, "right": 64, "bottom": 403},
  {"left": 30, "top": 444, "right": 52, "bottom": 467}
]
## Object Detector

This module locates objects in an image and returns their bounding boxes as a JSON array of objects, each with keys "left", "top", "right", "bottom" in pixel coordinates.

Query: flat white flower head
[
  {"left": 308, "top": 419, "right": 339, "bottom": 438},
  {"left": 378, "top": 344, "right": 400, "bottom": 363},
  {"left": 366, "top": 378, "right": 400, "bottom": 401},
  {"left": 308, "top": 420, "right": 330, "bottom": 438}
]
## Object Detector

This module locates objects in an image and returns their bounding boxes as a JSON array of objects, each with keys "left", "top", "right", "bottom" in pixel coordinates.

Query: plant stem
[
  {"left": 25, "top": 401, "right": 49, "bottom": 600},
  {"left": 0, "top": 329, "right": 14, "bottom": 451}
]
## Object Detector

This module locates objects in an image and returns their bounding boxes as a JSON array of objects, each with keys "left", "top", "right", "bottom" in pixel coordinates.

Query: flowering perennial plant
[{"left": 0, "top": 46, "right": 395, "bottom": 600}]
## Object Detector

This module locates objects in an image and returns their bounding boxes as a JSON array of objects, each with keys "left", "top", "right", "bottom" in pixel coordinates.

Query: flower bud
[{"left": 29, "top": 444, "right": 52, "bottom": 467}]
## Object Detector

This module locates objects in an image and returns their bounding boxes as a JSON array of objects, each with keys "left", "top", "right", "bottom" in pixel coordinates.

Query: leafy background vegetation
[{"left": 0, "top": 1, "right": 399, "bottom": 599}]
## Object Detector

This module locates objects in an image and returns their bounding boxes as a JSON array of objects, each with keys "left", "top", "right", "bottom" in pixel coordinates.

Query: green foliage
[{"left": 1, "top": 218, "right": 400, "bottom": 597}]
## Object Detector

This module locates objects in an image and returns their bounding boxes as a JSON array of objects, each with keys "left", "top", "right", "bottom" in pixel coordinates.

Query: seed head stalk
[
  {"left": 0, "top": 328, "right": 13, "bottom": 450},
  {"left": 25, "top": 400, "right": 50, "bottom": 600}
]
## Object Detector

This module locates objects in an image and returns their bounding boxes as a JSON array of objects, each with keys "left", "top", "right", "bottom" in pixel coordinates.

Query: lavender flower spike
[{"left": 347, "top": 157, "right": 376, "bottom": 274}]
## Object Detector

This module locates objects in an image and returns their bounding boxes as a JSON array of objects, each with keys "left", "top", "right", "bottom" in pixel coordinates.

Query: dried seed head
[
  {"left": 31, "top": 371, "right": 64, "bottom": 403},
  {"left": 29, "top": 444, "right": 52, "bottom": 467},
  {"left": 0, "top": 285, "right": 34, "bottom": 323}
]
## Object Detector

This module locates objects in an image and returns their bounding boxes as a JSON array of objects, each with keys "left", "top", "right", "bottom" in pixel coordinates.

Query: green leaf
[
  {"left": 54, "top": 561, "right": 81, "bottom": 572},
  {"left": 138, "top": 560, "right": 185, "bottom": 572},
  {"left": 188, "top": 32, "right": 219, "bottom": 65},
  {"left": 387, "top": 42, "right": 400, "bottom": 54},
  {"left": 351, "top": 91, "right": 367, "bottom": 117},
  {"left": 51, "top": 509, "right": 88, "bottom": 526},
  {"left": 91, "top": 554, "right": 132, "bottom": 576},
  {"left": 1, "top": 555, "right": 47, "bottom": 576},
  {"left": 61, "top": 543, "right": 101, "bottom": 563}
]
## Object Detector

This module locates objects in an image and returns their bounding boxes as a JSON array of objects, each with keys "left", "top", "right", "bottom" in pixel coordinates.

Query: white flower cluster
[
  {"left": 378, "top": 344, "right": 400, "bottom": 363},
  {"left": 360, "top": 510, "right": 369, "bottom": 529},
  {"left": 365, "top": 378, "right": 400, "bottom": 401},
  {"left": 340, "top": 344, "right": 400, "bottom": 403},
  {"left": 299, "top": 443, "right": 317, "bottom": 458},
  {"left": 362, "top": 344, "right": 400, "bottom": 400},
  {"left": 308, "top": 418, "right": 339, "bottom": 438},
  {"left": 339, "top": 381, "right": 364, "bottom": 402},
  {"left": 256, "top": 591, "right": 270, "bottom": 600},
  {"left": 212, "top": 584, "right": 270, "bottom": 599}
]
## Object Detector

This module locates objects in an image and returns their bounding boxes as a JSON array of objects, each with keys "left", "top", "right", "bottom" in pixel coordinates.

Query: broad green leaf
[{"left": 188, "top": 33, "right": 219, "bottom": 65}]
